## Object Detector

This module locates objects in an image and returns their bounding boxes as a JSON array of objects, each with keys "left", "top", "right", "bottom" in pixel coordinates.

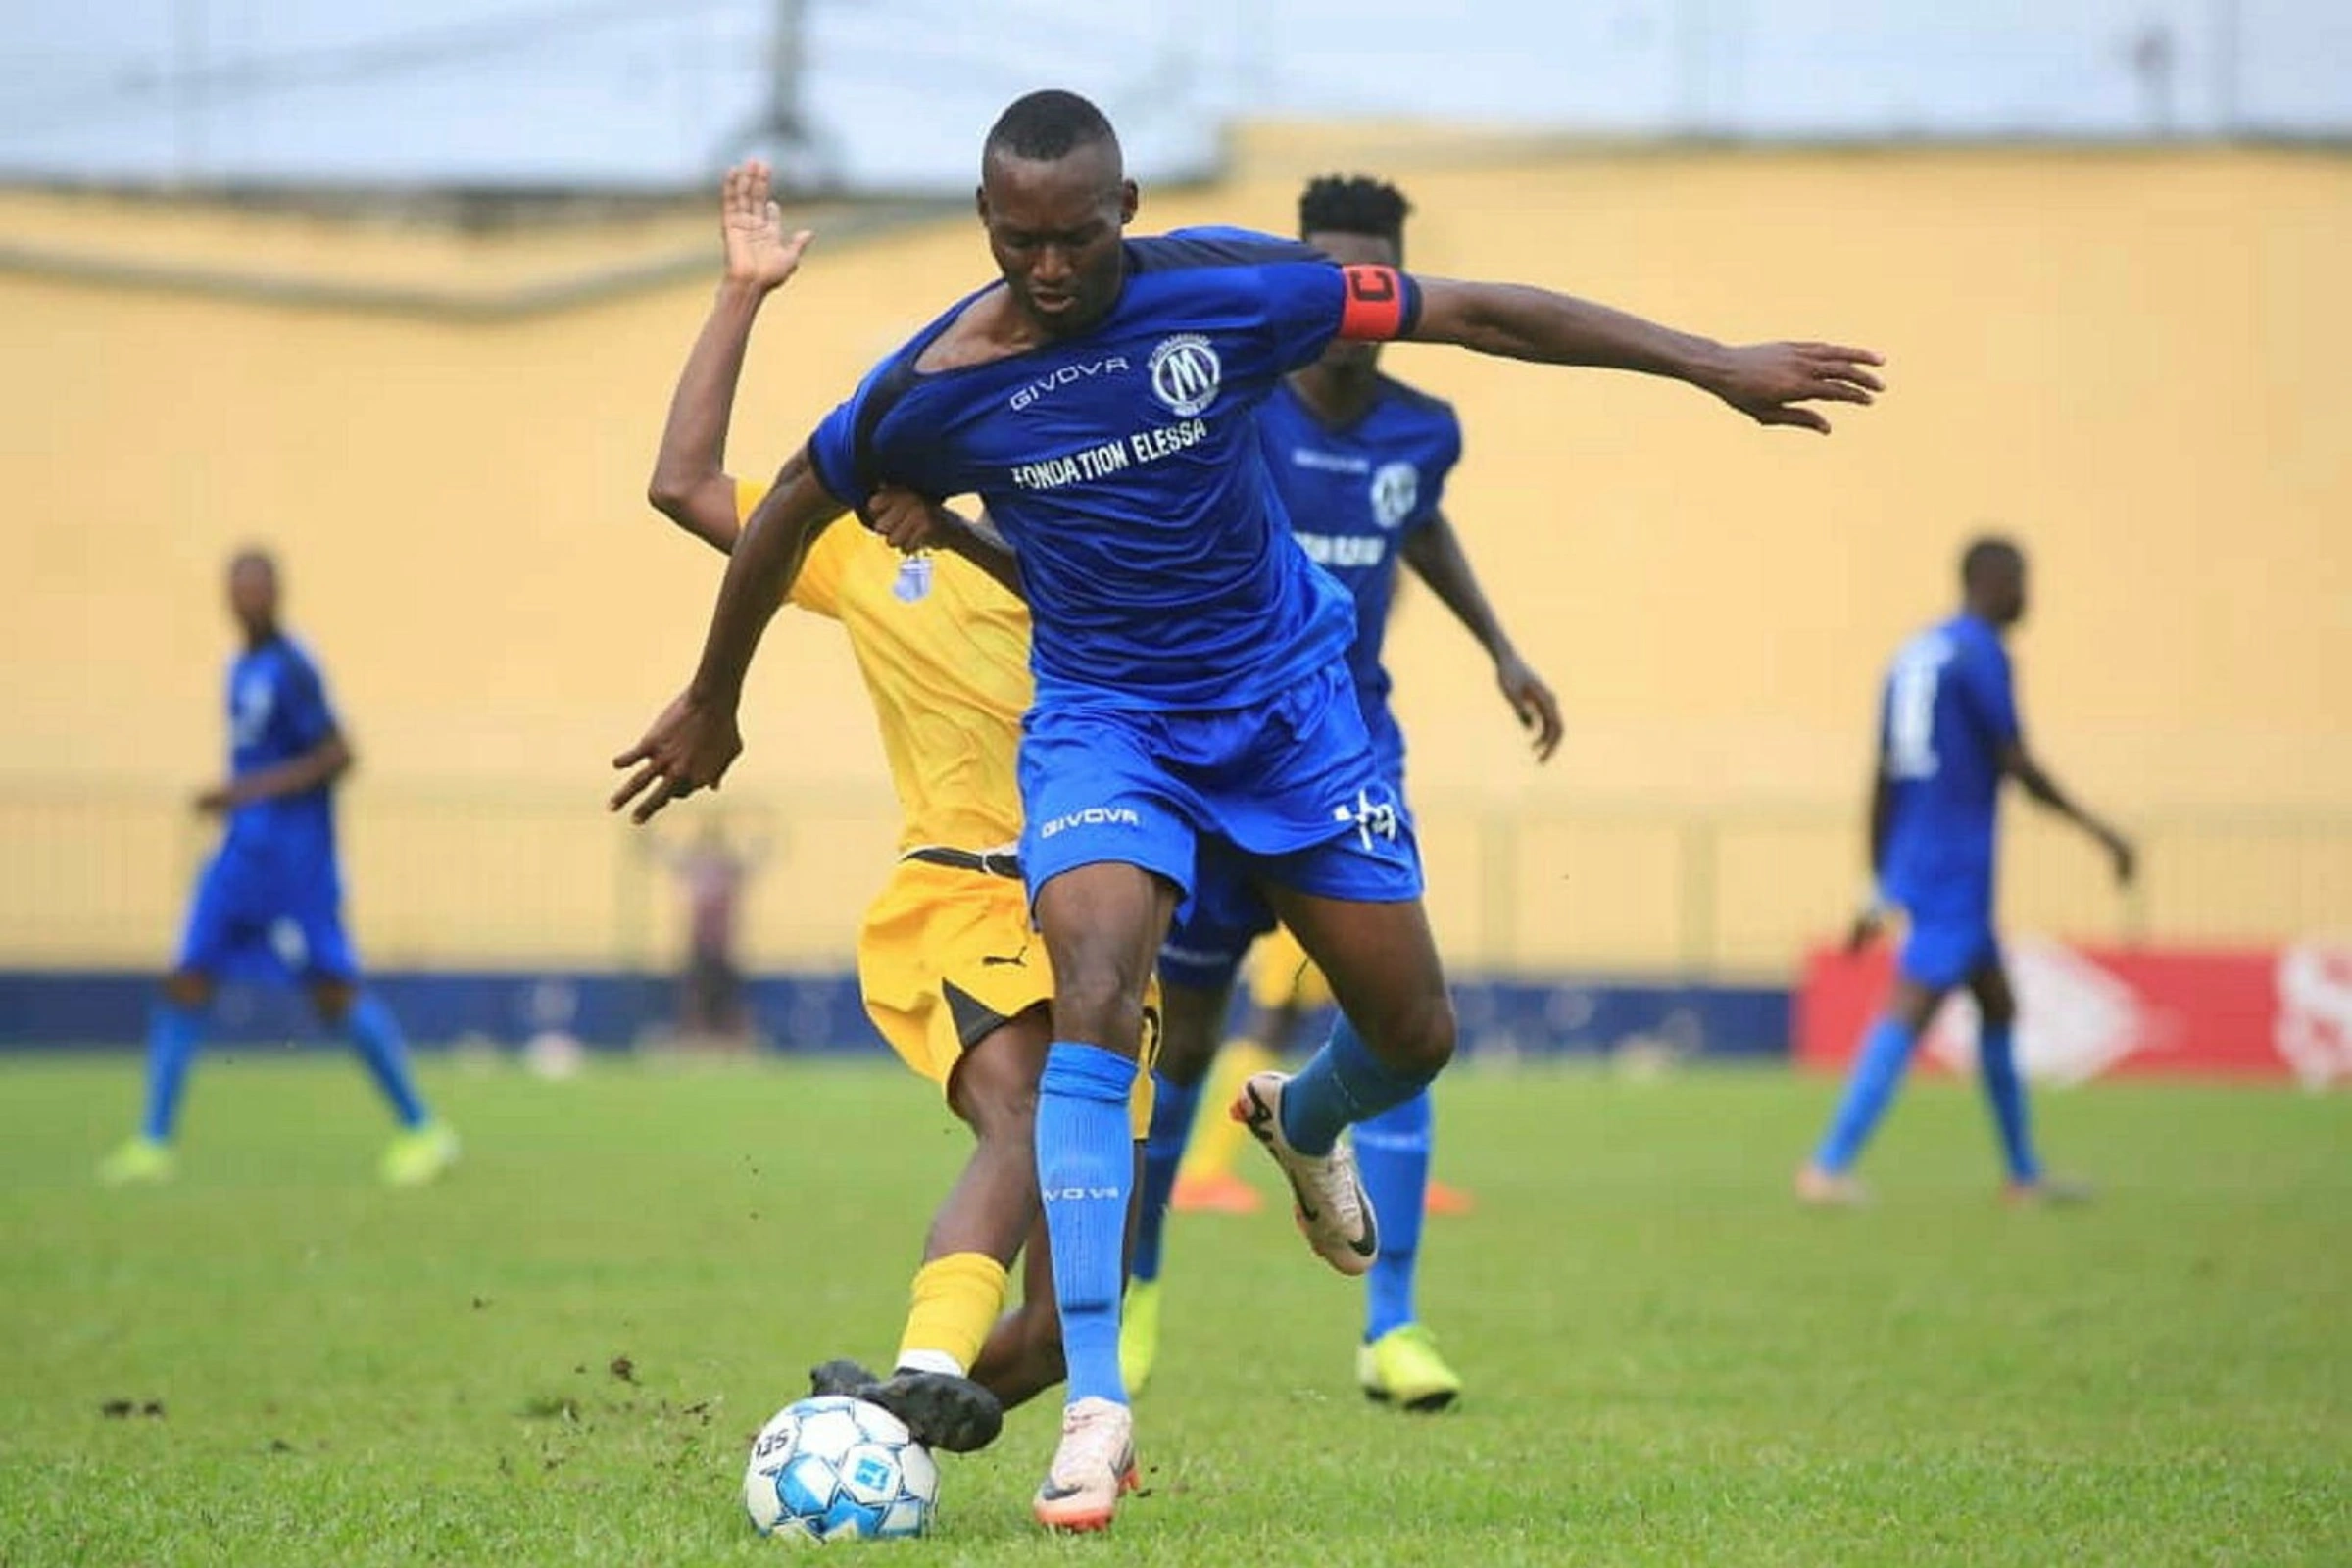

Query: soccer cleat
[
  {"left": 1032, "top": 1396, "right": 1138, "bottom": 1533},
  {"left": 379, "top": 1123, "right": 461, "bottom": 1188},
  {"left": 808, "top": 1358, "right": 881, "bottom": 1397},
  {"left": 1424, "top": 1180, "right": 1477, "bottom": 1217},
  {"left": 97, "top": 1136, "right": 176, "bottom": 1187},
  {"left": 2003, "top": 1175, "right": 2095, "bottom": 1208},
  {"left": 862, "top": 1369, "right": 1004, "bottom": 1453},
  {"left": 1356, "top": 1323, "right": 1463, "bottom": 1412},
  {"left": 1231, "top": 1072, "right": 1378, "bottom": 1276},
  {"left": 807, "top": 1357, "right": 1003, "bottom": 1452},
  {"left": 1794, "top": 1162, "right": 1870, "bottom": 1208},
  {"left": 1170, "top": 1170, "right": 1264, "bottom": 1215},
  {"left": 1118, "top": 1278, "right": 1162, "bottom": 1394}
]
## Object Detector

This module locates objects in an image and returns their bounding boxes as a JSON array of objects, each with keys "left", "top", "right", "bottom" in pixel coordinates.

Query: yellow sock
[
  {"left": 895, "top": 1252, "right": 1009, "bottom": 1376},
  {"left": 1178, "top": 1037, "right": 1279, "bottom": 1184}
]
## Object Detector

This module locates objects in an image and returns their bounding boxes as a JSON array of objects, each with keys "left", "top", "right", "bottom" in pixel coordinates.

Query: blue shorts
[
  {"left": 176, "top": 846, "right": 359, "bottom": 985},
  {"left": 1018, "top": 662, "right": 1422, "bottom": 938},
  {"left": 1158, "top": 765, "right": 1415, "bottom": 994},
  {"left": 1896, "top": 912, "right": 1999, "bottom": 992}
]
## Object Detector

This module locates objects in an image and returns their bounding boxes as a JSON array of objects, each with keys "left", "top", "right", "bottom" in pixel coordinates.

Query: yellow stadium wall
[{"left": 3, "top": 140, "right": 2346, "bottom": 975}]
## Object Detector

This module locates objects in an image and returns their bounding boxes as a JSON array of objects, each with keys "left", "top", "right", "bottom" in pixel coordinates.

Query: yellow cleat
[
  {"left": 97, "top": 1136, "right": 177, "bottom": 1187},
  {"left": 1356, "top": 1323, "right": 1463, "bottom": 1412},
  {"left": 379, "top": 1123, "right": 461, "bottom": 1188},
  {"left": 1118, "top": 1278, "right": 1161, "bottom": 1395}
]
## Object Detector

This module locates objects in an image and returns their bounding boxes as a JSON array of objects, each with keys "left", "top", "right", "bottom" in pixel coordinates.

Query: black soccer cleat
[
  {"left": 860, "top": 1370, "right": 1005, "bottom": 1454},
  {"left": 807, "top": 1357, "right": 881, "bottom": 1398}
]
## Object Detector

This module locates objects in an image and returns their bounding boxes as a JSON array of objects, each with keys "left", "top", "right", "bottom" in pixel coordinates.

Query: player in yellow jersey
[{"left": 632, "top": 161, "right": 1153, "bottom": 1455}]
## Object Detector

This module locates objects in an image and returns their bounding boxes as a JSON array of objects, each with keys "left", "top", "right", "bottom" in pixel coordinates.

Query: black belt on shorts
[{"left": 904, "top": 845, "right": 1025, "bottom": 881}]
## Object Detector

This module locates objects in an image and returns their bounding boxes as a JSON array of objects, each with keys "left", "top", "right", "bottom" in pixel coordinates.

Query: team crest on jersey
[
  {"left": 1148, "top": 334, "right": 1222, "bottom": 416},
  {"left": 892, "top": 555, "right": 934, "bottom": 603},
  {"left": 1369, "top": 462, "right": 1420, "bottom": 530}
]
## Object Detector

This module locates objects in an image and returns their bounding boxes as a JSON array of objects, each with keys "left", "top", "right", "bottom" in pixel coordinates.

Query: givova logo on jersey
[
  {"left": 1149, "top": 334, "right": 1222, "bottom": 416},
  {"left": 1369, "top": 462, "right": 1420, "bottom": 530}
]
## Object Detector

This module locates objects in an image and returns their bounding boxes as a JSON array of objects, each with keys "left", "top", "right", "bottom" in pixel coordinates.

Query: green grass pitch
[{"left": 1, "top": 1054, "right": 2345, "bottom": 1565}]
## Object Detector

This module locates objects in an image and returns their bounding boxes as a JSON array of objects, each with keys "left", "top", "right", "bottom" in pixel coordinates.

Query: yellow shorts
[
  {"left": 1244, "top": 921, "right": 1335, "bottom": 1015},
  {"left": 857, "top": 858, "right": 1155, "bottom": 1137}
]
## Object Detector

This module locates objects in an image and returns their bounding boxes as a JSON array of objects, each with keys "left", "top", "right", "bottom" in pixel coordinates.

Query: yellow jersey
[{"left": 738, "top": 482, "right": 1030, "bottom": 854}]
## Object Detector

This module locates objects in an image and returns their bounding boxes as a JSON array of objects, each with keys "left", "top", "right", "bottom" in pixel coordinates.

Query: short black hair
[
  {"left": 1298, "top": 174, "right": 1411, "bottom": 249},
  {"left": 228, "top": 546, "right": 278, "bottom": 577},
  {"left": 1960, "top": 533, "right": 2024, "bottom": 590},
  {"left": 984, "top": 89, "right": 1119, "bottom": 164}
]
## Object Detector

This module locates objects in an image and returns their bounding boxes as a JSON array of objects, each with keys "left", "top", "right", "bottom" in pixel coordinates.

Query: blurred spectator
[{"left": 650, "top": 817, "right": 767, "bottom": 1053}]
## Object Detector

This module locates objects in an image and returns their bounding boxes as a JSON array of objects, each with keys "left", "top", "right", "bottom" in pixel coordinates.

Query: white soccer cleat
[
  {"left": 1031, "top": 1396, "right": 1137, "bottom": 1533},
  {"left": 1231, "top": 1071, "right": 1379, "bottom": 1276}
]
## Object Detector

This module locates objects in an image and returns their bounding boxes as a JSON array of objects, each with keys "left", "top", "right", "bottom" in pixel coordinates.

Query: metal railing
[{"left": 2, "top": 779, "right": 2344, "bottom": 980}]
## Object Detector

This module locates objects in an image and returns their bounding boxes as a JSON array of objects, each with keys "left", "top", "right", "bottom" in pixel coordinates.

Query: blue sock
[
  {"left": 1355, "top": 1088, "right": 1432, "bottom": 1341},
  {"left": 343, "top": 993, "right": 428, "bottom": 1128},
  {"left": 1277, "top": 1013, "right": 1436, "bottom": 1158},
  {"left": 1037, "top": 1042, "right": 1138, "bottom": 1407},
  {"left": 140, "top": 1001, "right": 208, "bottom": 1142},
  {"left": 1813, "top": 1015, "right": 1918, "bottom": 1174},
  {"left": 1130, "top": 1071, "right": 1200, "bottom": 1285},
  {"left": 1977, "top": 1022, "right": 2042, "bottom": 1183}
]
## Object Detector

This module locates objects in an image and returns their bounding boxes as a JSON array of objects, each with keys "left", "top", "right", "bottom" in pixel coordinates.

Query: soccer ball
[{"left": 743, "top": 1395, "right": 939, "bottom": 1544}]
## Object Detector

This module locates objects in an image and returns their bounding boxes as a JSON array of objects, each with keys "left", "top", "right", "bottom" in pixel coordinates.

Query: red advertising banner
[{"left": 1797, "top": 938, "right": 2352, "bottom": 1086}]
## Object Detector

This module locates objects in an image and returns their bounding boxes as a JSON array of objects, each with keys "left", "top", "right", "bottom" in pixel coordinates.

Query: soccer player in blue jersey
[
  {"left": 1121, "top": 173, "right": 1563, "bottom": 1414},
  {"left": 1798, "top": 536, "right": 2135, "bottom": 1207},
  {"left": 98, "top": 551, "right": 457, "bottom": 1189},
  {"left": 612, "top": 89, "right": 1880, "bottom": 1528}
]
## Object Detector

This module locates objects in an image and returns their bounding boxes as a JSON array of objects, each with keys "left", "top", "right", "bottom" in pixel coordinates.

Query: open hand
[
  {"left": 1494, "top": 652, "right": 1563, "bottom": 762},
  {"left": 610, "top": 691, "right": 743, "bottom": 825},
  {"left": 721, "top": 160, "right": 812, "bottom": 292},
  {"left": 1709, "top": 341, "right": 1885, "bottom": 433}
]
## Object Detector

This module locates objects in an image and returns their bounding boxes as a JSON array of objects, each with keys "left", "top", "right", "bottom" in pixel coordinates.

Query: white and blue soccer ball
[{"left": 743, "top": 1395, "right": 940, "bottom": 1544}]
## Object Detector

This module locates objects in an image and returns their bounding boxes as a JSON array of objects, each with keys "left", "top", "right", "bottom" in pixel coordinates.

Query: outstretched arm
[
  {"left": 646, "top": 160, "right": 812, "bottom": 554},
  {"left": 1400, "top": 512, "right": 1561, "bottom": 760},
  {"left": 1408, "top": 278, "right": 1884, "bottom": 433},
  {"left": 612, "top": 448, "right": 848, "bottom": 824},
  {"left": 2002, "top": 741, "right": 2137, "bottom": 884}
]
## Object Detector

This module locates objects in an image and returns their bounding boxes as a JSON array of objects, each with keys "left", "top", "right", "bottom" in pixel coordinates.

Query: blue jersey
[
  {"left": 221, "top": 635, "right": 340, "bottom": 863},
  {"left": 807, "top": 228, "right": 1421, "bottom": 711},
  {"left": 1878, "top": 613, "right": 2020, "bottom": 917},
  {"left": 1256, "top": 375, "right": 1460, "bottom": 774}
]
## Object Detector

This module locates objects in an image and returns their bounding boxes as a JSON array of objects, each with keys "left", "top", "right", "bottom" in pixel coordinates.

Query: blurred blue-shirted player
[
  {"left": 1124, "top": 174, "right": 1564, "bottom": 1414},
  {"left": 98, "top": 550, "right": 458, "bottom": 1189},
  {"left": 612, "top": 89, "right": 1881, "bottom": 1529},
  {"left": 1799, "top": 536, "right": 2134, "bottom": 1207}
]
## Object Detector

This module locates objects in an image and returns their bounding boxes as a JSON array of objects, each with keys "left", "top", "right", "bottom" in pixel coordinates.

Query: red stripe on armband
[{"left": 1337, "top": 264, "right": 1415, "bottom": 341}]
